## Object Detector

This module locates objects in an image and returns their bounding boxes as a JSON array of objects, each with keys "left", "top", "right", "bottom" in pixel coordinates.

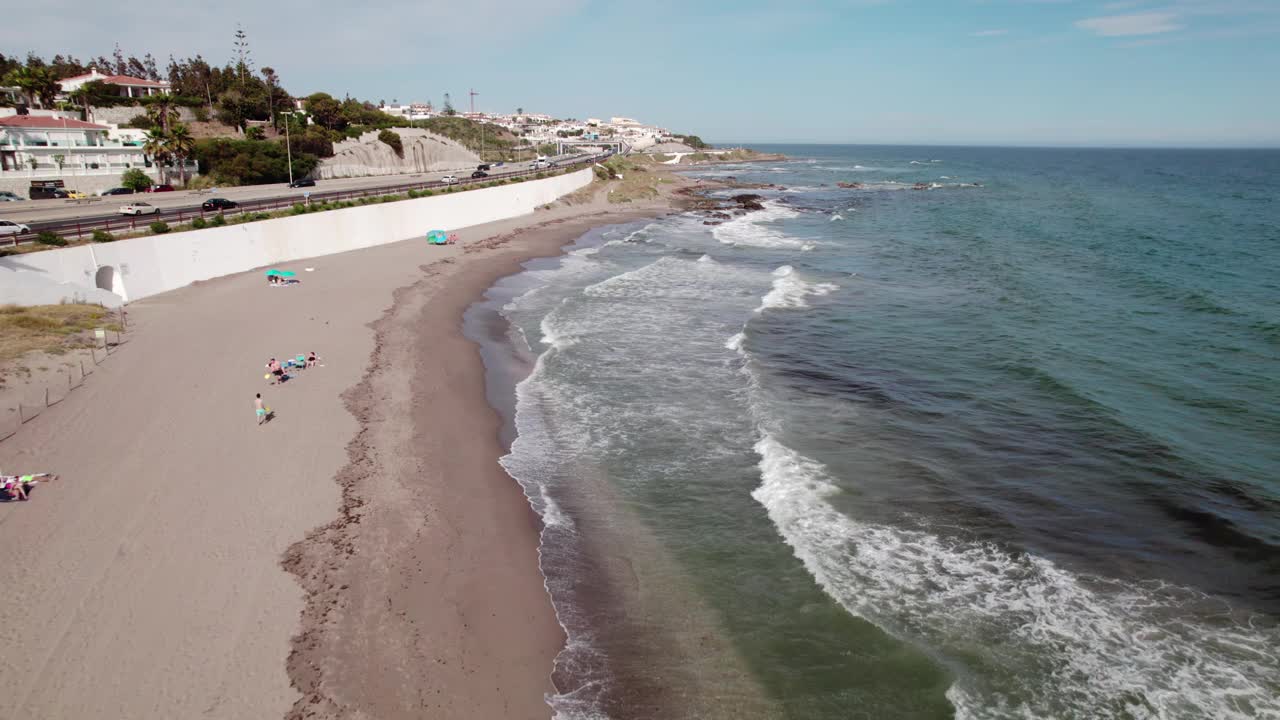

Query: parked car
[
  {"left": 0, "top": 191, "right": 23, "bottom": 202},
  {"left": 201, "top": 198, "right": 238, "bottom": 211},
  {"left": 65, "top": 190, "right": 89, "bottom": 199},
  {"left": 441, "top": 175, "right": 458, "bottom": 184},
  {"left": 145, "top": 184, "right": 175, "bottom": 193},
  {"left": 100, "top": 187, "right": 135, "bottom": 196},
  {"left": 289, "top": 178, "right": 315, "bottom": 188},
  {"left": 119, "top": 202, "right": 161, "bottom": 216},
  {"left": 29, "top": 181, "right": 67, "bottom": 200},
  {"left": 0, "top": 219, "right": 31, "bottom": 237},
  {"left": 471, "top": 170, "right": 488, "bottom": 179},
  {"left": 477, "top": 164, "right": 491, "bottom": 171}
]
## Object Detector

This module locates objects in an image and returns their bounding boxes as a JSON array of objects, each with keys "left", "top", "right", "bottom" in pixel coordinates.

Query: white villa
[
  {"left": 58, "top": 70, "right": 171, "bottom": 98},
  {"left": 0, "top": 113, "right": 194, "bottom": 193}
]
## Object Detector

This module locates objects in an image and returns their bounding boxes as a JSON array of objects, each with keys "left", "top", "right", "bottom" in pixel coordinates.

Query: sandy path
[{"left": 0, "top": 180, "right": 670, "bottom": 720}]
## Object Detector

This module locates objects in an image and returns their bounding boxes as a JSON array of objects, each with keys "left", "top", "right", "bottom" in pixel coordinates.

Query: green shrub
[
  {"left": 209, "top": 213, "right": 226, "bottom": 227},
  {"left": 37, "top": 231, "right": 67, "bottom": 246},
  {"left": 377, "top": 129, "right": 404, "bottom": 157},
  {"left": 291, "top": 203, "right": 308, "bottom": 215},
  {"left": 91, "top": 229, "right": 115, "bottom": 243},
  {"left": 121, "top": 168, "right": 152, "bottom": 192},
  {"left": 244, "top": 126, "right": 265, "bottom": 141},
  {"left": 191, "top": 217, "right": 207, "bottom": 229},
  {"left": 149, "top": 221, "right": 171, "bottom": 235},
  {"left": 421, "top": 189, "right": 434, "bottom": 197}
]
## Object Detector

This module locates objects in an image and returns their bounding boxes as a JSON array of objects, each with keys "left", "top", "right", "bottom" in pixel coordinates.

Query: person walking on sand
[{"left": 255, "top": 393, "right": 268, "bottom": 425}]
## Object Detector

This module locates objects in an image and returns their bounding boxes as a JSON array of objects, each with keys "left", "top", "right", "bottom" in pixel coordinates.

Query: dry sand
[{"left": 0, "top": 178, "right": 682, "bottom": 720}]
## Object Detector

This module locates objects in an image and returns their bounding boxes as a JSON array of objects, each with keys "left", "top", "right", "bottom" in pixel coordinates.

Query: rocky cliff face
[{"left": 314, "top": 129, "right": 480, "bottom": 179}]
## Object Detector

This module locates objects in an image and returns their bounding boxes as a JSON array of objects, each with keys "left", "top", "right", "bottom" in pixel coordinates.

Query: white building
[
  {"left": 0, "top": 114, "right": 194, "bottom": 193},
  {"left": 58, "top": 70, "right": 171, "bottom": 99}
]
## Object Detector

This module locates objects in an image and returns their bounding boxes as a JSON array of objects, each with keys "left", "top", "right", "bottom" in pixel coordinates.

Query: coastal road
[{"left": 0, "top": 154, "right": 599, "bottom": 242}]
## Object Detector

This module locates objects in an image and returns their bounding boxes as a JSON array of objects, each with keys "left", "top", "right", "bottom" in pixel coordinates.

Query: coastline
[
  {"left": 281, "top": 202, "right": 677, "bottom": 719},
  {"left": 0, "top": 173, "right": 681, "bottom": 720}
]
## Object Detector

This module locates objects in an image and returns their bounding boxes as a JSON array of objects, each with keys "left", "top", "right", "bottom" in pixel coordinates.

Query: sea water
[{"left": 470, "top": 146, "right": 1280, "bottom": 719}]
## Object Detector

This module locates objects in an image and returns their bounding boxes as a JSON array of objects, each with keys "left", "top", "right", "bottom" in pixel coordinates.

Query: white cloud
[
  {"left": 971, "top": 29, "right": 1010, "bottom": 36},
  {"left": 1075, "top": 11, "right": 1184, "bottom": 35}
]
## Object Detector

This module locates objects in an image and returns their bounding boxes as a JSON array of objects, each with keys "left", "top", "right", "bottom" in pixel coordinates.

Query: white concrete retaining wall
[{"left": 0, "top": 168, "right": 592, "bottom": 308}]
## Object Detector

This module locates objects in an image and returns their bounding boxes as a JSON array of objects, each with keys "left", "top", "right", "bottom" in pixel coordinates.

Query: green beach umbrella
[{"left": 426, "top": 230, "right": 448, "bottom": 244}]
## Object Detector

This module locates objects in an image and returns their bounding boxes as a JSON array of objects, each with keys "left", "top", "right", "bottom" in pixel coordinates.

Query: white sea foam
[
  {"left": 748, "top": 432, "right": 1280, "bottom": 720},
  {"left": 755, "top": 266, "right": 838, "bottom": 313},
  {"left": 725, "top": 332, "right": 746, "bottom": 352},
  {"left": 712, "top": 201, "right": 811, "bottom": 250},
  {"left": 697, "top": 254, "right": 715, "bottom": 263},
  {"left": 830, "top": 214, "right": 844, "bottom": 222},
  {"left": 539, "top": 313, "right": 578, "bottom": 349}
]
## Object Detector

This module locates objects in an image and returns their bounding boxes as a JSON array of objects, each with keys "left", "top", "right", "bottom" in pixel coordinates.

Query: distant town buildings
[{"left": 374, "top": 100, "right": 674, "bottom": 152}]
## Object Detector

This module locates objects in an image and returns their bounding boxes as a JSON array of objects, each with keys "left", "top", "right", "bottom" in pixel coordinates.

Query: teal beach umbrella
[{"left": 426, "top": 230, "right": 448, "bottom": 244}]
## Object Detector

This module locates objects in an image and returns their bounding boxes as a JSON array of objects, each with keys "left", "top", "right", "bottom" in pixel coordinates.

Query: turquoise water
[{"left": 473, "top": 146, "right": 1280, "bottom": 719}]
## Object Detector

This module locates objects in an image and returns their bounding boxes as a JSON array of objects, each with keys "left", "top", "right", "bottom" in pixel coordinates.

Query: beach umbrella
[
  {"left": 278, "top": 270, "right": 296, "bottom": 278},
  {"left": 426, "top": 230, "right": 448, "bottom": 244},
  {"left": 265, "top": 269, "right": 281, "bottom": 276}
]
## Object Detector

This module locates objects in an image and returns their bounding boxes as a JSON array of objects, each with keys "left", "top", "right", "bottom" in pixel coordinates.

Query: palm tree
[
  {"left": 166, "top": 123, "right": 195, "bottom": 186},
  {"left": 4, "top": 66, "right": 56, "bottom": 108},
  {"left": 146, "top": 96, "right": 179, "bottom": 134},
  {"left": 142, "top": 127, "right": 171, "bottom": 184}
]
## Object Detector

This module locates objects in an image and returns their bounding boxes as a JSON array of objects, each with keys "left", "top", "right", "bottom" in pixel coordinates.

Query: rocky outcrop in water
[{"left": 314, "top": 129, "right": 480, "bottom": 179}]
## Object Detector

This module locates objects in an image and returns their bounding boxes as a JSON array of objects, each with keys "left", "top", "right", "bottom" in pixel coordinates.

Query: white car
[
  {"left": 0, "top": 191, "right": 22, "bottom": 202},
  {"left": 441, "top": 175, "right": 457, "bottom": 184},
  {"left": 0, "top": 219, "right": 30, "bottom": 237},
  {"left": 119, "top": 202, "right": 161, "bottom": 216}
]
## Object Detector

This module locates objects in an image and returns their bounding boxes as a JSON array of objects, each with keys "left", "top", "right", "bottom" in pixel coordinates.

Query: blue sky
[{"left": 5, "top": 0, "right": 1279, "bottom": 146}]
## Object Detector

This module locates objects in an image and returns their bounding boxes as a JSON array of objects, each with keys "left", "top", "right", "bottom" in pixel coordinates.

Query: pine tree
[{"left": 233, "top": 24, "right": 252, "bottom": 87}]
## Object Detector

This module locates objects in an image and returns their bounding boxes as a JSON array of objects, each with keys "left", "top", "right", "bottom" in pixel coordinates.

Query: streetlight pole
[{"left": 284, "top": 112, "right": 294, "bottom": 185}]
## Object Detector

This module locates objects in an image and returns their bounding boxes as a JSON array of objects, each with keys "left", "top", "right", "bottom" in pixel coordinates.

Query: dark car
[
  {"left": 471, "top": 170, "right": 488, "bottom": 179},
  {"left": 201, "top": 198, "right": 238, "bottom": 211},
  {"left": 145, "top": 184, "right": 175, "bottom": 193},
  {"left": 476, "top": 164, "right": 491, "bottom": 171},
  {"left": 101, "top": 187, "right": 135, "bottom": 196},
  {"left": 289, "top": 178, "right": 316, "bottom": 188}
]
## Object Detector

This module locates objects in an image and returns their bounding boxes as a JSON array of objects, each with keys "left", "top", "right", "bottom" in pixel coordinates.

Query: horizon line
[{"left": 715, "top": 141, "right": 1280, "bottom": 151}]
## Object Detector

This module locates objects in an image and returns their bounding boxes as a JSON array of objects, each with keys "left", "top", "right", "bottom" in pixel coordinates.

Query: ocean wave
[
  {"left": 748, "top": 430, "right": 1280, "bottom": 720},
  {"left": 756, "top": 266, "right": 838, "bottom": 313},
  {"left": 830, "top": 214, "right": 844, "bottom": 222},
  {"left": 712, "top": 201, "right": 814, "bottom": 250}
]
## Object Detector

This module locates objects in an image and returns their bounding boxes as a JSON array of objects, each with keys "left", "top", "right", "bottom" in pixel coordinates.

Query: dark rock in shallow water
[
  {"left": 703, "top": 221, "right": 723, "bottom": 226},
  {"left": 730, "top": 193, "right": 765, "bottom": 211}
]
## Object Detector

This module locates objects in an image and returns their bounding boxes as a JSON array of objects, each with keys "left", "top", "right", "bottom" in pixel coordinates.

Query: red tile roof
[
  {"left": 0, "top": 115, "right": 110, "bottom": 130},
  {"left": 60, "top": 73, "right": 168, "bottom": 87}
]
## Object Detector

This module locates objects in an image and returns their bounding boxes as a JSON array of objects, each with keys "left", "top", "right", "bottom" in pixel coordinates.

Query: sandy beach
[{"left": 0, "top": 176, "right": 682, "bottom": 719}]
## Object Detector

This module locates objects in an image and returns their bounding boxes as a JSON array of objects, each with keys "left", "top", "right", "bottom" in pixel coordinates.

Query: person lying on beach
[{"left": 1, "top": 473, "right": 56, "bottom": 501}]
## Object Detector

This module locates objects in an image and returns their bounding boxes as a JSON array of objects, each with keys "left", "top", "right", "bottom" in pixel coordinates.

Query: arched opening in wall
[{"left": 95, "top": 265, "right": 125, "bottom": 300}]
